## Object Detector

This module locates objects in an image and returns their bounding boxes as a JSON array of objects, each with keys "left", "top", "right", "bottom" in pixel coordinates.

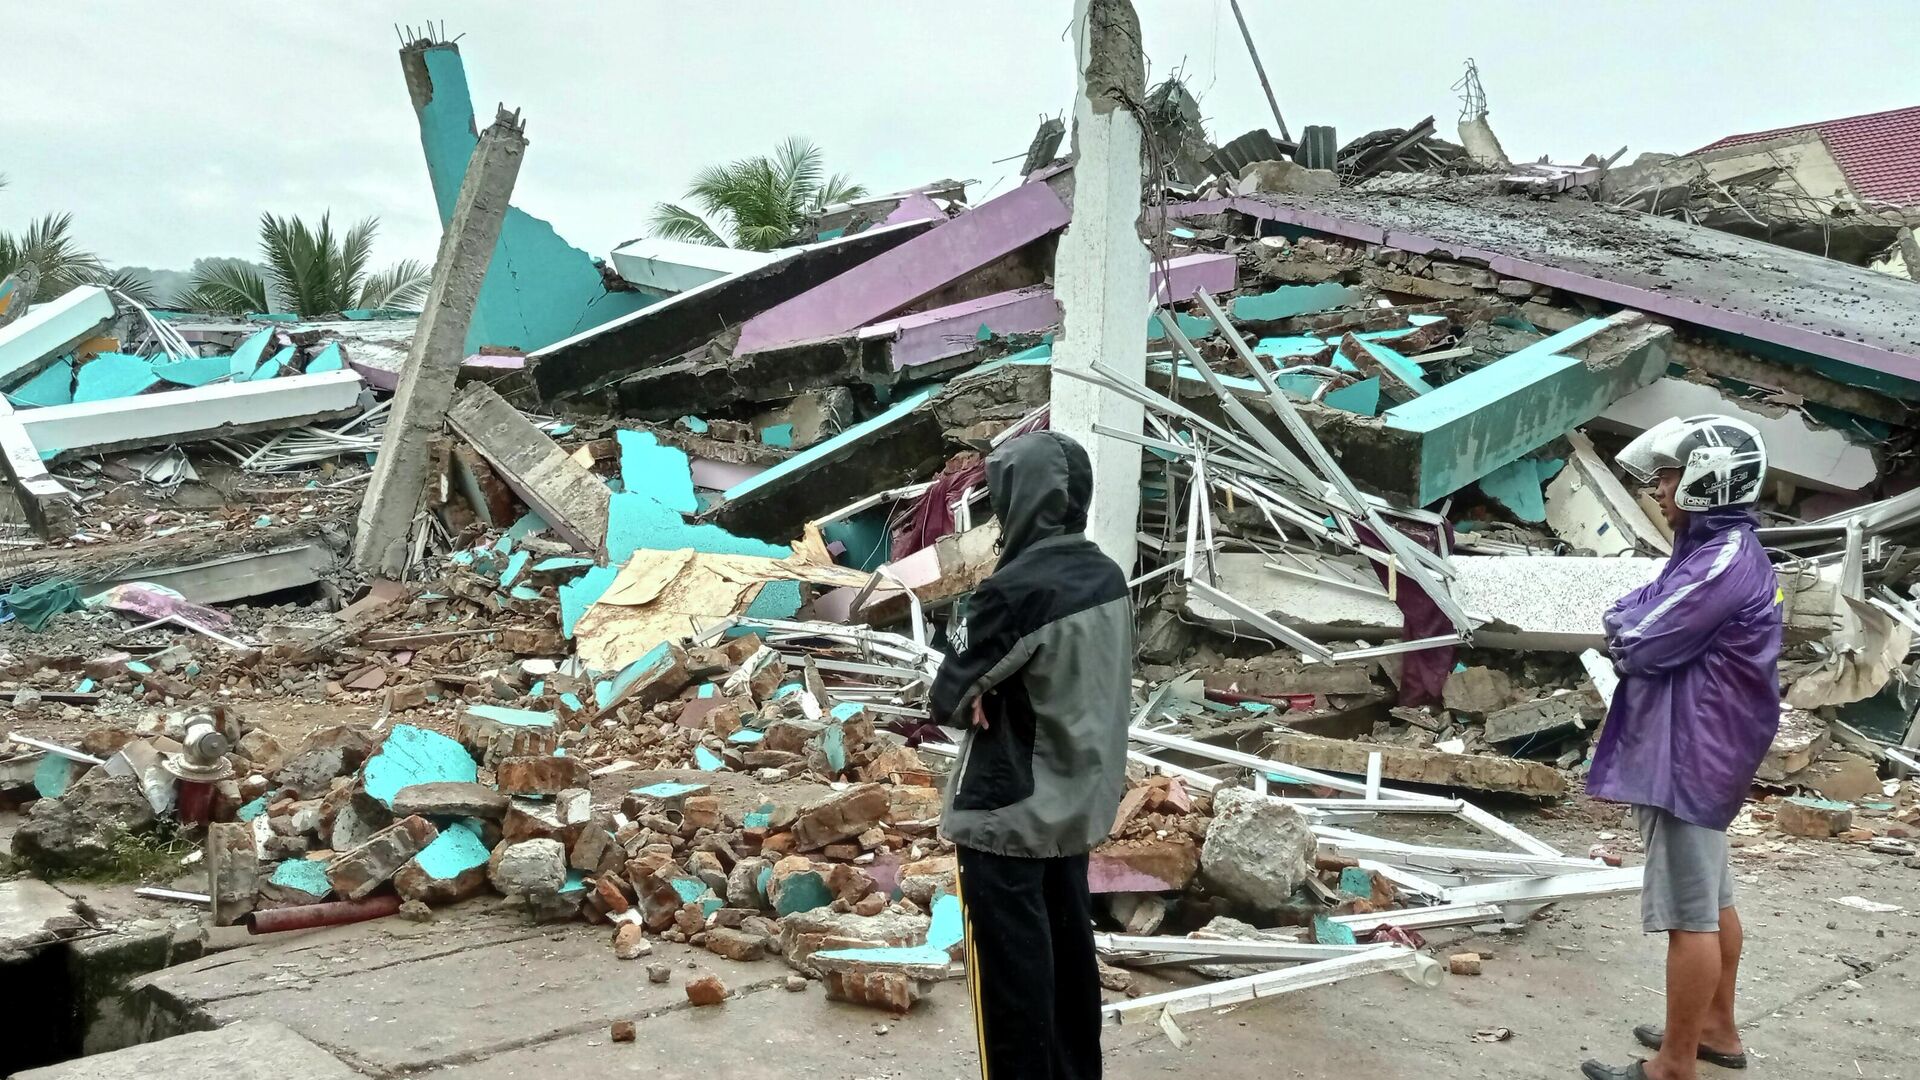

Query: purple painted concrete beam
[
  {"left": 735, "top": 179, "right": 1071, "bottom": 356},
  {"left": 883, "top": 193, "right": 947, "bottom": 226},
  {"left": 864, "top": 251, "right": 1239, "bottom": 371},
  {"left": 1173, "top": 196, "right": 1920, "bottom": 384}
]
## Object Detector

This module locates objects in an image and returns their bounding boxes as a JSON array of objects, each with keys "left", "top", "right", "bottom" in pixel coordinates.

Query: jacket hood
[{"left": 986, "top": 431, "right": 1092, "bottom": 565}]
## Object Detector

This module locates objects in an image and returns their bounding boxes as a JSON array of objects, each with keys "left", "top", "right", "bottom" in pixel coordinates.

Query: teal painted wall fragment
[
  {"left": 74, "top": 353, "right": 159, "bottom": 402},
  {"left": 814, "top": 894, "right": 963, "bottom": 967},
  {"left": 1477, "top": 456, "right": 1565, "bottom": 523},
  {"left": 33, "top": 754, "right": 73, "bottom": 798},
  {"left": 603, "top": 642, "right": 673, "bottom": 699},
  {"left": 407, "top": 44, "right": 651, "bottom": 353},
  {"left": 1383, "top": 315, "right": 1669, "bottom": 505},
  {"left": 154, "top": 354, "right": 231, "bottom": 388},
  {"left": 1147, "top": 311, "right": 1215, "bottom": 342},
  {"left": 229, "top": 329, "right": 272, "bottom": 382},
  {"left": 1322, "top": 376, "right": 1382, "bottom": 416},
  {"left": 411, "top": 825, "right": 490, "bottom": 880},
  {"left": 559, "top": 565, "right": 619, "bottom": 638},
  {"left": 559, "top": 691, "right": 582, "bottom": 710},
  {"left": 615, "top": 430, "right": 697, "bottom": 513},
  {"left": 306, "top": 342, "right": 345, "bottom": 372},
  {"left": 499, "top": 549, "right": 530, "bottom": 587},
  {"left": 362, "top": 724, "right": 479, "bottom": 807},
  {"left": 251, "top": 345, "right": 295, "bottom": 381},
  {"left": 465, "top": 703, "right": 556, "bottom": 729},
  {"left": 727, "top": 728, "right": 764, "bottom": 745},
  {"left": 758, "top": 423, "right": 795, "bottom": 448},
  {"left": 237, "top": 796, "right": 269, "bottom": 821},
  {"left": 10, "top": 357, "right": 73, "bottom": 407},
  {"left": 269, "top": 859, "right": 333, "bottom": 897},
  {"left": 1230, "top": 282, "right": 1359, "bottom": 321},
  {"left": 693, "top": 745, "right": 725, "bottom": 771},
  {"left": 821, "top": 510, "right": 892, "bottom": 572}
]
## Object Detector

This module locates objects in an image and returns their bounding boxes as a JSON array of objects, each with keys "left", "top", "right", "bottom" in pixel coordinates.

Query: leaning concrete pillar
[
  {"left": 353, "top": 107, "right": 526, "bottom": 577},
  {"left": 1050, "top": 0, "right": 1150, "bottom": 570}
]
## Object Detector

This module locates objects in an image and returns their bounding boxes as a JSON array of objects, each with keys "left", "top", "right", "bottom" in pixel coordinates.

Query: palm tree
[
  {"left": 650, "top": 137, "right": 866, "bottom": 251},
  {"left": 0, "top": 190, "right": 161, "bottom": 307},
  {"left": 176, "top": 213, "right": 431, "bottom": 316}
]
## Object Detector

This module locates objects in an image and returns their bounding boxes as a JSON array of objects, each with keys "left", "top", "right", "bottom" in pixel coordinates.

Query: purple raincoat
[{"left": 1586, "top": 507, "right": 1782, "bottom": 830}]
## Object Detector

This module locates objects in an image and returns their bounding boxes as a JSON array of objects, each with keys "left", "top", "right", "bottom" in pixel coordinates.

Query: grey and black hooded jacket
[{"left": 930, "top": 432, "right": 1133, "bottom": 859}]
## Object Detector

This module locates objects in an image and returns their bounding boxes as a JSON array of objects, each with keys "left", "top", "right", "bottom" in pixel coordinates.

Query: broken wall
[{"left": 402, "top": 41, "right": 652, "bottom": 355}]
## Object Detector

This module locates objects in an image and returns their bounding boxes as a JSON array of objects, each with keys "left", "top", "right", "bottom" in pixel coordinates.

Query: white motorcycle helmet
[{"left": 1616, "top": 415, "right": 1767, "bottom": 511}]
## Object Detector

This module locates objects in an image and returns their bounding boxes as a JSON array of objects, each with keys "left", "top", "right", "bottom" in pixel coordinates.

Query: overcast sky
[{"left": 7, "top": 1, "right": 1917, "bottom": 275}]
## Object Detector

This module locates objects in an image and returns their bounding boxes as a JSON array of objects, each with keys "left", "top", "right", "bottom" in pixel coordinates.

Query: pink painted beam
[
  {"left": 864, "top": 252, "right": 1238, "bottom": 372},
  {"left": 735, "top": 179, "right": 1071, "bottom": 356}
]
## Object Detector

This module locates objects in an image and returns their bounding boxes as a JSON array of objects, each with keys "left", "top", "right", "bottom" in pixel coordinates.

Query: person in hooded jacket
[
  {"left": 930, "top": 431, "right": 1132, "bottom": 1080},
  {"left": 1581, "top": 416, "right": 1781, "bottom": 1080}
]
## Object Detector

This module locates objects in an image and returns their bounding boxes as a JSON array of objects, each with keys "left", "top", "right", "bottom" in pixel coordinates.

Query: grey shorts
[{"left": 1635, "top": 805, "right": 1734, "bottom": 933}]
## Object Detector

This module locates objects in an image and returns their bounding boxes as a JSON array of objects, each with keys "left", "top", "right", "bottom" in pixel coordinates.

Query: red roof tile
[{"left": 1694, "top": 105, "right": 1920, "bottom": 207}]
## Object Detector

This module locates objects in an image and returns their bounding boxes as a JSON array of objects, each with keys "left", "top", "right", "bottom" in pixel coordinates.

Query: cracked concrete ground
[{"left": 46, "top": 809, "right": 1904, "bottom": 1080}]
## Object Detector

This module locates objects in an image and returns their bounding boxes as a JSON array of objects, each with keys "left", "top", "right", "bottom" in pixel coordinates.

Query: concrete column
[
  {"left": 1050, "top": 0, "right": 1150, "bottom": 570},
  {"left": 353, "top": 107, "right": 526, "bottom": 577}
]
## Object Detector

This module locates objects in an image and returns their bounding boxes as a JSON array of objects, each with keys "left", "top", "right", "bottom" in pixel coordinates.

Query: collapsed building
[{"left": 3, "top": 15, "right": 1919, "bottom": 1072}]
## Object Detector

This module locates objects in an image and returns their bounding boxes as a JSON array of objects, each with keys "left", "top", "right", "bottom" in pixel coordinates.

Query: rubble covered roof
[
  {"left": 1694, "top": 104, "right": 1920, "bottom": 206},
  {"left": 1187, "top": 180, "right": 1920, "bottom": 386}
]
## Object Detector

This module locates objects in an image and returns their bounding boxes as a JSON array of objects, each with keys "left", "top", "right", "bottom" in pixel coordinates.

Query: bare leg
[
  {"left": 1700, "top": 906, "right": 1744, "bottom": 1054},
  {"left": 1647, "top": 930, "right": 1719, "bottom": 1080}
]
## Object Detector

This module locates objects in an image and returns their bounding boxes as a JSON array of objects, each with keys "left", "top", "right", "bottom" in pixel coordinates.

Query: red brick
[{"left": 685, "top": 973, "right": 728, "bottom": 1006}]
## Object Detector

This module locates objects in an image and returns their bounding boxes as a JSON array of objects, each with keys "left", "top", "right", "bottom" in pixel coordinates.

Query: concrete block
[
  {"left": 393, "top": 822, "right": 493, "bottom": 905},
  {"left": 1200, "top": 787, "right": 1315, "bottom": 916},
  {"left": 1775, "top": 795, "right": 1853, "bottom": 838},
  {"left": 1264, "top": 730, "right": 1567, "bottom": 797},
  {"left": 447, "top": 382, "right": 609, "bottom": 552},
  {"left": 494, "top": 754, "right": 591, "bottom": 796},
  {"left": 391, "top": 781, "right": 509, "bottom": 819},
  {"left": 489, "top": 837, "right": 568, "bottom": 896},
  {"left": 361, "top": 724, "right": 479, "bottom": 808},
  {"left": 790, "top": 784, "right": 890, "bottom": 851},
  {"left": 327, "top": 815, "right": 439, "bottom": 900}
]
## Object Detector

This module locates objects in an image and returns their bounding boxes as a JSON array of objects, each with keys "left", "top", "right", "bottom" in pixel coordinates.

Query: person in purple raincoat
[{"left": 1581, "top": 416, "right": 1781, "bottom": 1080}]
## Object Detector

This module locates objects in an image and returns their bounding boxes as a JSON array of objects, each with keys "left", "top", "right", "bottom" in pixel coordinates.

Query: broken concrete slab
[
  {"left": 1375, "top": 312, "right": 1671, "bottom": 505},
  {"left": 734, "top": 177, "right": 1072, "bottom": 356},
  {"left": 609, "top": 236, "right": 778, "bottom": 295},
  {"left": 1545, "top": 430, "right": 1672, "bottom": 556},
  {"left": 0, "top": 877, "right": 81, "bottom": 962},
  {"left": 528, "top": 219, "right": 935, "bottom": 401},
  {"left": 16, "top": 370, "right": 365, "bottom": 463},
  {"left": 1593, "top": 376, "right": 1878, "bottom": 493},
  {"left": 10, "top": 1019, "right": 360, "bottom": 1080},
  {"left": 393, "top": 822, "right": 493, "bottom": 906},
  {"left": 704, "top": 386, "right": 945, "bottom": 542},
  {"left": 1263, "top": 730, "right": 1568, "bottom": 797},
  {"left": 447, "top": 382, "right": 609, "bottom": 552},
  {"left": 1174, "top": 192, "right": 1920, "bottom": 390},
  {"left": 391, "top": 781, "right": 510, "bottom": 819},
  {"left": 1483, "top": 690, "right": 1602, "bottom": 746},
  {"left": 0, "top": 285, "right": 114, "bottom": 390}
]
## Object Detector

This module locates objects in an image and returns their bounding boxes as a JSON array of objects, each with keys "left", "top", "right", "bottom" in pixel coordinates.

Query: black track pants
[{"left": 956, "top": 846, "right": 1102, "bottom": 1080}]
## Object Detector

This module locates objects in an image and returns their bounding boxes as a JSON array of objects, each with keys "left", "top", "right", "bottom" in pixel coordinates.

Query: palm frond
[
  {"left": 772, "top": 137, "right": 825, "bottom": 201},
  {"left": 0, "top": 213, "right": 108, "bottom": 301},
  {"left": 182, "top": 261, "right": 270, "bottom": 314},
  {"left": 816, "top": 173, "right": 867, "bottom": 209},
  {"left": 648, "top": 202, "right": 731, "bottom": 247},
  {"left": 338, "top": 218, "right": 379, "bottom": 309},
  {"left": 355, "top": 259, "right": 432, "bottom": 310},
  {"left": 86, "top": 267, "right": 160, "bottom": 308}
]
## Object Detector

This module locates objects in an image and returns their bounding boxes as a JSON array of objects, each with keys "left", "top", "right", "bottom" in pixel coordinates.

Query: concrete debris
[
  {"left": 8, "top": 26, "right": 1920, "bottom": 1069},
  {"left": 1199, "top": 787, "right": 1315, "bottom": 916}
]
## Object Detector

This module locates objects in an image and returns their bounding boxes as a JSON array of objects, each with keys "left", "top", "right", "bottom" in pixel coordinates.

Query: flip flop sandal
[
  {"left": 1580, "top": 1061, "right": 1649, "bottom": 1080},
  {"left": 1633, "top": 1024, "right": 1749, "bottom": 1069}
]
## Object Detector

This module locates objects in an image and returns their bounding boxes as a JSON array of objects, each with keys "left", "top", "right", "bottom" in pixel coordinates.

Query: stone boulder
[
  {"left": 13, "top": 771, "right": 159, "bottom": 876},
  {"left": 1199, "top": 786, "right": 1314, "bottom": 915}
]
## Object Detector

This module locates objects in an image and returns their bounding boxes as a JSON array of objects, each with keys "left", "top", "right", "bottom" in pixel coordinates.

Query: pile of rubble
[{"left": 6, "top": 25, "right": 1920, "bottom": 1038}]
